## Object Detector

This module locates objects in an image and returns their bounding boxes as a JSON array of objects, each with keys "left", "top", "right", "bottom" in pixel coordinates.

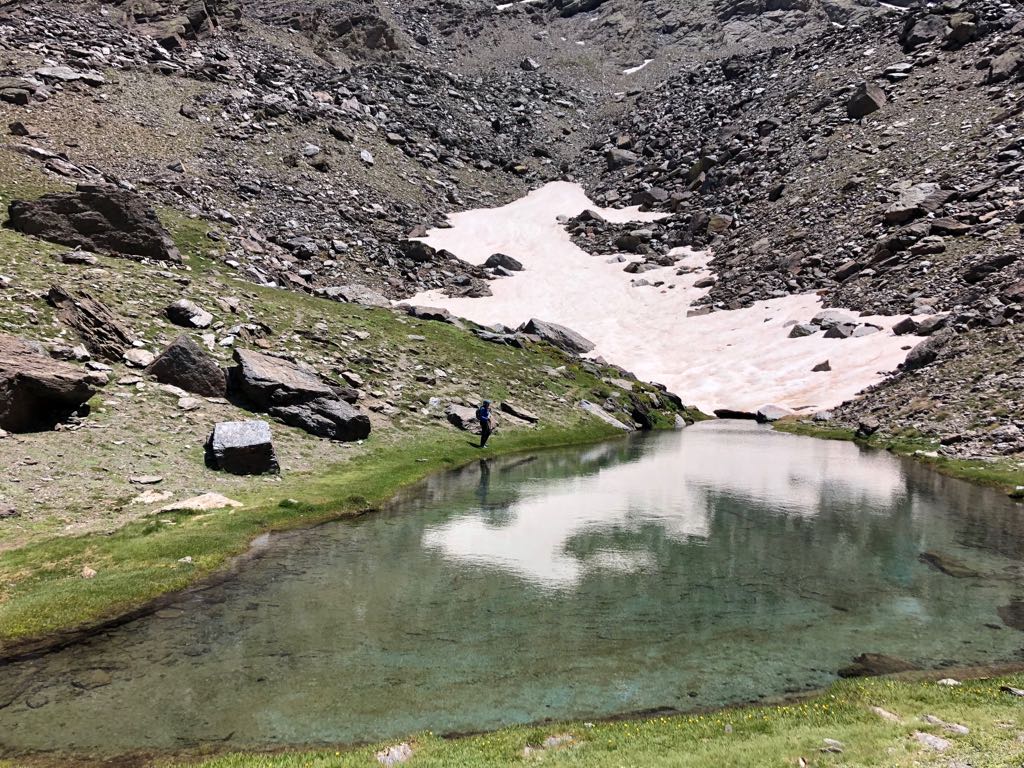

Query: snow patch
[{"left": 407, "top": 182, "right": 913, "bottom": 414}]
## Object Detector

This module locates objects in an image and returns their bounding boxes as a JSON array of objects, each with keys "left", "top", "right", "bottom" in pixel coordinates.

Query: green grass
[
  {"left": 774, "top": 420, "right": 1024, "bottom": 496},
  {"left": 155, "top": 673, "right": 1024, "bottom": 768}
]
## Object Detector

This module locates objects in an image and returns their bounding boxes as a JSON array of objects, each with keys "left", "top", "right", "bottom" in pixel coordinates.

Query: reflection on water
[
  {"left": 424, "top": 421, "right": 908, "bottom": 587},
  {"left": 1, "top": 422, "right": 1023, "bottom": 758}
]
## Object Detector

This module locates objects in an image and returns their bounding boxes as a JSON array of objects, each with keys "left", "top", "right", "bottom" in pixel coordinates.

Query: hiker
[{"left": 476, "top": 400, "right": 493, "bottom": 448}]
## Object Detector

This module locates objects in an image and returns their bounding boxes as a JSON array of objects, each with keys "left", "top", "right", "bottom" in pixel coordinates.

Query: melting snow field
[{"left": 407, "top": 182, "right": 914, "bottom": 414}]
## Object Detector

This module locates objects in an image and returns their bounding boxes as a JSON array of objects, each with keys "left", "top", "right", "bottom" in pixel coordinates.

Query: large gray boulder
[
  {"left": 230, "top": 349, "right": 371, "bottom": 441},
  {"left": 519, "top": 318, "right": 595, "bottom": 355},
  {"left": 0, "top": 334, "right": 99, "bottom": 432},
  {"left": 205, "top": 420, "right": 279, "bottom": 475},
  {"left": 7, "top": 183, "right": 181, "bottom": 261},
  {"left": 146, "top": 335, "right": 226, "bottom": 397}
]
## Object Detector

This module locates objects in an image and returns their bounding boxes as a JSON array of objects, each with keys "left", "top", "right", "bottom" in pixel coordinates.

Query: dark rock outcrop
[
  {"left": 0, "top": 335, "right": 98, "bottom": 432},
  {"left": 205, "top": 420, "right": 280, "bottom": 475},
  {"left": 46, "top": 285, "right": 136, "bottom": 362},
  {"left": 7, "top": 184, "right": 181, "bottom": 261},
  {"left": 146, "top": 335, "right": 226, "bottom": 397},
  {"left": 230, "top": 349, "right": 371, "bottom": 441}
]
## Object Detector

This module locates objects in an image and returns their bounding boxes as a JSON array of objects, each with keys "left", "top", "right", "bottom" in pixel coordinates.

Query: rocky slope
[{"left": 1, "top": 0, "right": 1022, "bottom": 461}]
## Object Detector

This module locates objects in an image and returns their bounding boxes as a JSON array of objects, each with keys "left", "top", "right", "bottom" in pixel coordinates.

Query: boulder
[
  {"left": 205, "top": 420, "right": 280, "bottom": 475},
  {"left": 788, "top": 323, "right": 818, "bottom": 338},
  {"left": 846, "top": 82, "right": 886, "bottom": 119},
  {"left": 500, "top": 401, "right": 539, "bottom": 423},
  {"left": 320, "top": 284, "right": 390, "bottom": 308},
  {"left": 606, "top": 148, "right": 639, "bottom": 170},
  {"left": 165, "top": 299, "right": 213, "bottom": 329},
  {"left": 146, "top": 335, "right": 226, "bottom": 397},
  {"left": 755, "top": 404, "right": 796, "bottom": 423},
  {"left": 519, "top": 318, "right": 595, "bottom": 354},
  {"left": 0, "top": 334, "right": 98, "bottom": 432},
  {"left": 903, "top": 330, "right": 951, "bottom": 371},
  {"left": 270, "top": 397, "right": 371, "bottom": 442},
  {"left": 230, "top": 349, "right": 371, "bottom": 441},
  {"left": 47, "top": 285, "right": 135, "bottom": 361},
  {"left": 988, "top": 49, "right": 1024, "bottom": 83},
  {"left": 399, "top": 240, "right": 437, "bottom": 263},
  {"left": 7, "top": 184, "right": 181, "bottom": 261},
  {"left": 884, "top": 183, "right": 944, "bottom": 225},
  {"left": 446, "top": 403, "right": 483, "bottom": 433},
  {"left": 484, "top": 253, "right": 524, "bottom": 271},
  {"left": 402, "top": 305, "right": 459, "bottom": 324},
  {"left": 579, "top": 400, "right": 633, "bottom": 431},
  {"left": 900, "top": 14, "right": 948, "bottom": 50},
  {"left": 855, "top": 417, "right": 880, "bottom": 438}
]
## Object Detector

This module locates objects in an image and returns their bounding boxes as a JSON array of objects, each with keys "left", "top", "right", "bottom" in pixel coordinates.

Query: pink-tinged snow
[{"left": 407, "top": 182, "right": 914, "bottom": 414}]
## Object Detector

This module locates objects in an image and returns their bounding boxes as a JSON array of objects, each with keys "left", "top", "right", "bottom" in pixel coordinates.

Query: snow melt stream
[{"left": 407, "top": 182, "right": 913, "bottom": 414}]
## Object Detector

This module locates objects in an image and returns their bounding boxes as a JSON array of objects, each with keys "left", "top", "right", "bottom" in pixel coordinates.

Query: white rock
[{"left": 159, "top": 493, "right": 244, "bottom": 512}]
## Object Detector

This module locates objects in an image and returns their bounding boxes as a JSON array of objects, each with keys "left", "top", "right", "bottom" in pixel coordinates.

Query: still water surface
[{"left": 2, "top": 421, "right": 1023, "bottom": 756}]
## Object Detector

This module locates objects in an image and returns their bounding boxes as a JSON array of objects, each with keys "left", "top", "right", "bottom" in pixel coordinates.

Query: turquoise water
[{"left": 1, "top": 421, "right": 1023, "bottom": 757}]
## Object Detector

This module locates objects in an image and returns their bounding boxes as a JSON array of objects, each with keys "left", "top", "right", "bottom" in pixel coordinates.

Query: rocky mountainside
[{"left": 2, "top": 0, "right": 1023, "bottom": 458}]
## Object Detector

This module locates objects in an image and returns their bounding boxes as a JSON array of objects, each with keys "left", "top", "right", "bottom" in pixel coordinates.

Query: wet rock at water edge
[
  {"left": 206, "top": 420, "right": 280, "bottom": 475},
  {"left": 519, "top": 318, "right": 595, "bottom": 354},
  {"left": 837, "top": 653, "right": 920, "bottom": 678},
  {"left": 7, "top": 184, "right": 181, "bottom": 261},
  {"left": 0, "top": 334, "right": 98, "bottom": 432},
  {"left": 146, "top": 335, "right": 227, "bottom": 398}
]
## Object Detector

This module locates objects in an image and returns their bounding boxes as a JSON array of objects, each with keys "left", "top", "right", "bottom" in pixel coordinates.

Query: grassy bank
[
  {"left": 152, "top": 671, "right": 1024, "bottom": 768},
  {"left": 773, "top": 420, "right": 1024, "bottom": 496}
]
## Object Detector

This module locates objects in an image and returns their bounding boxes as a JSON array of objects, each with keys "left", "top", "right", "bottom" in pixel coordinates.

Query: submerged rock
[
  {"left": 918, "top": 550, "right": 980, "bottom": 579},
  {"left": 838, "top": 653, "right": 920, "bottom": 678}
]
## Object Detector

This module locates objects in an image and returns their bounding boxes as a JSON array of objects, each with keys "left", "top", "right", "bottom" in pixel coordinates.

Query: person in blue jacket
[{"left": 476, "top": 400, "right": 493, "bottom": 448}]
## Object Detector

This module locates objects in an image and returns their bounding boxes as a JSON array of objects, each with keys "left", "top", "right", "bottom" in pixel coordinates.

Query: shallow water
[{"left": 2, "top": 422, "right": 1023, "bottom": 757}]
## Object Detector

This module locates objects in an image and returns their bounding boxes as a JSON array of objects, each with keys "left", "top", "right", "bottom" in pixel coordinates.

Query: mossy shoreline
[{"left": 772, "top": 419, "right": 1024, "bottom": 496}]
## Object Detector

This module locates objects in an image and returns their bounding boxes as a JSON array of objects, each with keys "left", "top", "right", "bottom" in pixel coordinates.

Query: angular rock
[
  {"left": 402, "top": 305, "right": 456, "bottom": 323},
  {"left": 446, "top": 403, "right": 483, "bottom": 433},
  {"left": 579, "top": 399, "right": 633, "bottom": 431},
  {"left": 500, "top": 400, "right": 539, "bottom": 423},
  {"left": 146, "top": 335, "right": 226, "bottom": 398},
  {"left": 903, "top": 330, "right": 951, "bottom": 370},
  {"left": 205, "top": 420, "right": 280, "bottom": 475},
  {"left": 8, "top": 184, "right": 181, "bottom": 261},
  {"left": 846, "top": 82, "right": 886, "bottom": 119},
  {"left": 0, "top": 334, "right": 97, "bottom": 432},
  {"left": 230, "top": 349, "right": 370, "bottom": 441},
  {"left": 47, "top": 285, "right": 135, "bottom": 361},
  {"left": 320, "top": 284, "right": 390, "bottom": 308},
  {"left": 520, "top": 318, "right": 595, "bottom": 354},
  {"left": 165, "top": 299, "right": 213, "bottom": 329},
  {"left": 270, "top": 397, "right": 371, "bottom": 442},
  {"left": 484, "top": 253, "right": 524, "bottom": 271}
]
